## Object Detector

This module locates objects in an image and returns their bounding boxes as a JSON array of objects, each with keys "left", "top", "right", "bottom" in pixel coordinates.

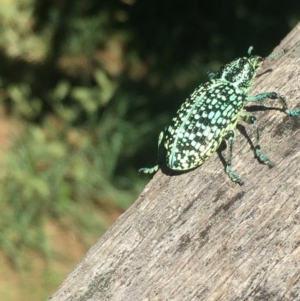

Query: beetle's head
[{"left": 214, "top": 46, "right": 284, "bottom": 91}]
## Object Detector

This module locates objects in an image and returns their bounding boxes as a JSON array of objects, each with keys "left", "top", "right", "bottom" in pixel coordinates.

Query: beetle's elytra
[{"left": 139, "top": 47, "right": 300, "bottom": 185}]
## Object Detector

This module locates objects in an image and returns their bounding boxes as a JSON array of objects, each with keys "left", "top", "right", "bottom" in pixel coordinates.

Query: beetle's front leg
[
  {"left": 246, "top": 92, "right": 300, "bottom": 117},
  {"left": 207, "top": 71, "right": 216, "bottom": 79}
]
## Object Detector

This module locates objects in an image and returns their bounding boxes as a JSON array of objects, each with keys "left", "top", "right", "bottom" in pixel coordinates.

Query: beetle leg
[
  {"left": 238, "top": 113, "right": 274, "bottom": 166},
  {"left": 225, "top": 130, "right": 244, "bottom": 185},
  {"left": 207, "top": 71, "right": 216, "bottom": 79},
  {"left": 246, "top": 92, "right": 300, "bottom": 117}
]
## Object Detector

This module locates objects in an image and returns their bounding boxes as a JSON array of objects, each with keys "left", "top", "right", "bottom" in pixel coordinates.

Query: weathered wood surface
[{"left": 49, "top": 23, "right": 300, "bottom": 301}]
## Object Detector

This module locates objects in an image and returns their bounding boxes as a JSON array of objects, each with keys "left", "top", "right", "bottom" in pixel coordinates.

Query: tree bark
[{"left": 48, "top": 23, "right": 300, "bottom": 301}]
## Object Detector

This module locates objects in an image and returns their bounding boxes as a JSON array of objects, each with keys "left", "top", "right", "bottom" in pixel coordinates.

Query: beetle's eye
[{"left": 250, "top": 56, "right": 264, "bottom": 68}]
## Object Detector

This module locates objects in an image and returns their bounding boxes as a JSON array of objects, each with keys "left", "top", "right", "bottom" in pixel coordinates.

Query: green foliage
[
  {"left": 0, "top": 98, "right": 147, "bottom": 267},
  {"left": 0, "top": 0, "right": 48, "bottom": 62},
  {"left": 7, "top": 83, "right": 42, "bottom": 119}
]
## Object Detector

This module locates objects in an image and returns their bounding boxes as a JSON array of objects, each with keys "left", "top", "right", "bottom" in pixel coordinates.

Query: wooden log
[{"left": 48, "top": 23, "right": 300, "bottom": 301}]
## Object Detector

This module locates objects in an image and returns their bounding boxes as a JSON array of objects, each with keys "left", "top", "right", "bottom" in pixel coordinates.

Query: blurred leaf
[{"left": 53, "top": 81, "right": 71, "bottom": 101}]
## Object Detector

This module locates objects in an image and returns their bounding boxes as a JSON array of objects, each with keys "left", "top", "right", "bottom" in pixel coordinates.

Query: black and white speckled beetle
[{"left": 139, "top": 47, "right": 300, "bottom": 185}]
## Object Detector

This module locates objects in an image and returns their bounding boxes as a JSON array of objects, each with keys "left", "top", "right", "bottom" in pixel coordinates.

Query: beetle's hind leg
[
  {"left": 138, "top": 130, "right": 164, "bottom": 174},
  {"left": 138, "top": 165, "right": 159, "bottom": 174},
  {"left": 225, "top": 130, "right": 244, "bottom": 185},
  {"left": 239, "top": 113, "right": 274, "bottom": 167}
]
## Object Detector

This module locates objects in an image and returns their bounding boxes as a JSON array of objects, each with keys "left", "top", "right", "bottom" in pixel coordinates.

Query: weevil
[{"left": 139, "top": 47, "right": 300, "bottom": 185}]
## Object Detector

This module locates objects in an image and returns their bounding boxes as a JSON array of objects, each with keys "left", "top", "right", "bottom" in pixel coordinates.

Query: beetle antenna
[
  {"left": 248, "top": 46, "right": 254, "bottom": 56},
  {"left": 267, "top": 49, "right": 285, "bottom": 59}
]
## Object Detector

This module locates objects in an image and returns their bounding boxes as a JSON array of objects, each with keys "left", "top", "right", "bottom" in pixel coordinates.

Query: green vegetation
[{"left": 0, "top": 0, "right": 298, "bottom": 299}]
